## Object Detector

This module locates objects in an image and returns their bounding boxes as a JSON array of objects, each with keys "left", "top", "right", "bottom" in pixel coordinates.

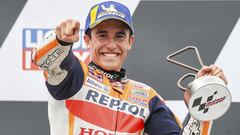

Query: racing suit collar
[{"left": 88, "top": 61, "right": 127, "bottom": 82}]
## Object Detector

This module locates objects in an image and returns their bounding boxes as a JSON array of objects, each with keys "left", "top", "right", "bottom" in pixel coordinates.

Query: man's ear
[
  {"left": 84, "top": 35, "right": 91, "bottom": 49},
  {"left": 128, "top": 35, "right": 135, "bottom": 50}
]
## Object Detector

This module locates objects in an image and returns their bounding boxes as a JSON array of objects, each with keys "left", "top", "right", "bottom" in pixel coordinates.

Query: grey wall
[
  {"left": 0, "top": 0, "right": 27, "bottom": 47},
  {"left": 125, "top": 1, "right": 240, "bottom": 135},
  {"left": 0, "top": 1, "right": 239, "bottom": 135},
  {"left": 126, "top": 1, "right": 240, "bottom": 100},
  {"left": 0, "top": 102, "right": 49, "bottom": 135}
]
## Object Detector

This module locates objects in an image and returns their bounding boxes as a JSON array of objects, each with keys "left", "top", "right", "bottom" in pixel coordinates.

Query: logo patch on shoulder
[
  {"left": 131, "top": 89, "right": 149, "bottom": 98},
  {"left": 133, "top": 82, "right": 150, "bottom": 90}
]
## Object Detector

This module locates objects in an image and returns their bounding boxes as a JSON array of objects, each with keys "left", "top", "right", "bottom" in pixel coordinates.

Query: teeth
[{"left": 103, "top": 53, "right": 117, "bottom": 57}]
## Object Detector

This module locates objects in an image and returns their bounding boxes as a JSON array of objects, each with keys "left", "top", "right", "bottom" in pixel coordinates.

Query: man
[{"left": 32, "top": 1, "right": 228, "bottom": 135}]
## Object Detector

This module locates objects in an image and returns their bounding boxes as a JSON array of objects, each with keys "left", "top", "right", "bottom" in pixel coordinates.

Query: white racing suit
[{"left": 32, "top": 33, "right": 212, "bottom": 135}]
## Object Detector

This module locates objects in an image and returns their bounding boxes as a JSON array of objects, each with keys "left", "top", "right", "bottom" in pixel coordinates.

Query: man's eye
[
  {"left": 98, "top": 34, "right": 107, "bottom": 38},
  {"left": 116, "top": 35, "right": 125, "bottom": 39}
]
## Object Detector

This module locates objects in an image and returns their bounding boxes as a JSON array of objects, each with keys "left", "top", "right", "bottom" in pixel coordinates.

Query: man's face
[{"left": 84, "top": 19, "right": 134, "bottom": 71}]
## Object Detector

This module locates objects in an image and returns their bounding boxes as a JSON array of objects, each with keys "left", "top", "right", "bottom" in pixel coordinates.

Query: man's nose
[{"left": 106, "top": 39, "right": 117, "bottom": 50}]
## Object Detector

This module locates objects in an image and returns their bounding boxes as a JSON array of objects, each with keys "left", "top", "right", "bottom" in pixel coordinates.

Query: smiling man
[
  {"left": 32, "top": 1, "right": 227, "bottom": 135},
  {"left": 84, "top": 19, "right": 133, "bottom": 71}
]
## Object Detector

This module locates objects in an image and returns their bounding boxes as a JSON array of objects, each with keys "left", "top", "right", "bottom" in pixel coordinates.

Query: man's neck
[{"left": 88, "top": 61, "right": 126, "bottom": 82}]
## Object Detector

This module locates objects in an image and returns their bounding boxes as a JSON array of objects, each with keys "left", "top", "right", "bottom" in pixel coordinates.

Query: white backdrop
[{"left": 215, "top": 18, "right": 240, "bottom": 103}]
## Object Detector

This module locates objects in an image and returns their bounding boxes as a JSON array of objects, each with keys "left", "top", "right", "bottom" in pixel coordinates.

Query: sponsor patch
[
  {"left": 88, "top": 67, "right": 103, "bottom": 82},
  {"left": 97, "top": 4, "right": 126, "bottom": 19},
  {"left": 128, "top": 95, "right": 148, "bottom": 107},
  {"left": 131, "top": 89, "right": 149, "bottom": 98},
  {"left": 133, "top": 82, "right": 150, "bottom": 90},
  {"left": 40, "top": 48, "right": 64, "bottom": 70},
  {"left": 86, "top": 77, "right": 110, "bottom": 94}
]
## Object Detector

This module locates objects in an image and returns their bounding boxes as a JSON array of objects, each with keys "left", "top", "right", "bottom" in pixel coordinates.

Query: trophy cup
[{"left": 167, "top": 46, "right": 231, "bottom": 121}]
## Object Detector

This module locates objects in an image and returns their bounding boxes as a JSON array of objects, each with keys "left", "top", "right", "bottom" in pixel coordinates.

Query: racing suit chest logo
[{"left": 86, "top": 89, "right": 146, "bottom": 119}]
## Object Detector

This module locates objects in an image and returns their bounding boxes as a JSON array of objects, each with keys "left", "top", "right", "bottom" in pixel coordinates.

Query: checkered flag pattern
[{"left": 192, "top": 91, "right": 218, "bottom": 113}]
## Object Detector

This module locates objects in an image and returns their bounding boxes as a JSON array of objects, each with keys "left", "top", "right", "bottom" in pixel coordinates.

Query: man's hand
[
  {"left": 196, "top": 65, "right": 228, "bottom": 85},
  {"left": 184, "top": 65, "right": 228, "bottom": 105},
  {"left": 55, "top": 19, "right": 80, "bottom": 43}
]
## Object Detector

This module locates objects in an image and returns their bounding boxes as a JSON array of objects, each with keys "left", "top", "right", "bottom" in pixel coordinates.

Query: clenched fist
[{"left": 55, "top": 19, "right": 80, "bottom": 43}]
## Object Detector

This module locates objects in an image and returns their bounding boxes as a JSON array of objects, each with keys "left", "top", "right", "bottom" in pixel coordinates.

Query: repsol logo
[
  {"left": 86, "top": 90, "right": 145, "bottom": 118},
  {"left": 79, "top": 127, "right": 113, "bottom": 135}
]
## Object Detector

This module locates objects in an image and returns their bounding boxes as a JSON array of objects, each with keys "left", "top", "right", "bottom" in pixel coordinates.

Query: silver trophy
[{"left": 167, "top": 46, "right": 231, "bottom": 121}]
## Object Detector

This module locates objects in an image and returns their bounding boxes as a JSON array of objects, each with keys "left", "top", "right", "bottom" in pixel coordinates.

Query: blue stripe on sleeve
[{"left": 144, "top": 96, "right": 182, "bottom": 135}]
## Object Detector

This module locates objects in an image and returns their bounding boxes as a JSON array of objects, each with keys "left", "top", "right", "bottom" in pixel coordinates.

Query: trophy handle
[
  {"left": 177, "top": 73, "right": 196, "bottom": 91},
  {"left": 166, "top": 46, "right": 204, "bottom": 72}
]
